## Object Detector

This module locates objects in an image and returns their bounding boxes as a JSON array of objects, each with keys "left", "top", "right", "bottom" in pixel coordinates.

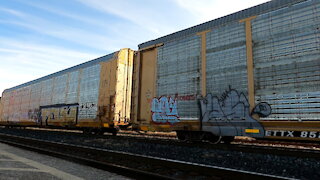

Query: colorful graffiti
[
  {"left": 200, "top": 86, "right": 271, "bottom": 137},
  {"left": 151, "top": 96, "right": 179, "bottom": 124}
]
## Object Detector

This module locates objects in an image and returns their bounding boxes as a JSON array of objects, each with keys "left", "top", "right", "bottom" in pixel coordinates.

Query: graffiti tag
[
  {"left": 201, "top": 86, "right": 271, "bottom": 120},
  {"left": 200, "top": 86, "right": 270, "bottom": 137},
  {"left": 28, "top": 109, "right": 40, "bottom": 122},
  {"left": 151, "top": 96, "right": 179, "bottom": 124},
  {"left": 80, "top": 102, "right": 95, "bottom": 110},
  {"left": 252, "top": 102, "right": 271, "bottom": 117},
  {"left": 175, "top": 94, "right": 196, "bottom": 101}
]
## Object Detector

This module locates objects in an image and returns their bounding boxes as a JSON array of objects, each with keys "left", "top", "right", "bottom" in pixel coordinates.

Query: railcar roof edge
[
  {"left": 138, "top": 0, "right": 308, "bottom": 49},
  {"left": 3, "top": 52, "right": 117, "bottom": 93}
]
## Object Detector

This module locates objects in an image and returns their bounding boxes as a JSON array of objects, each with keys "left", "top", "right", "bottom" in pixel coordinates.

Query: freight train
[{"left": 0, "top": 0, "right": 319, "bottom": 143}]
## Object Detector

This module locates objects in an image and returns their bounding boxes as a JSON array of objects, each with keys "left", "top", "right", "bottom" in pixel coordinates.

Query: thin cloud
[
  {"left": 0, "top": 37, "right": 99, "bottom": 66},
  {"left": 75, "top": 0, "right": 194, "bottom": 37},
  {"left": 0, "top": 7, "right": 26, "bottom": 17},
  {"left": 16, "top": 1, "right": 113, "bottom": 31},
  {"left": 0, "top": 38, "right": 100, "bottom": 93},
  {"left": 14, "top": 1, "right": 154, "bottom": 49},
  {"left": 0, "top": 7, "right": 121, "bottom": 51}
]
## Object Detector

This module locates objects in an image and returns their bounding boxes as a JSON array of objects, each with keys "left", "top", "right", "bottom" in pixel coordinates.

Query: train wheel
[
  {"left": 176, "top": 131, "right": 187, "bottom": 141},
  {"left": 112, "top": 131, "right": 117, "bottom": 136},
  {"left": 209, "top": 135, "right": 222, "bottom": 144},
  {"left": 93, "top": 129, "right": 104, "bottom": 135},
  {"left": 83, "top": 128, "right": 92, "bottom": 135},
  {"left": 221, "top": 136, "right": 235, "bottom": 144},
  {"left": 96, "top": 131, "right": 104, "bottom": 135}
]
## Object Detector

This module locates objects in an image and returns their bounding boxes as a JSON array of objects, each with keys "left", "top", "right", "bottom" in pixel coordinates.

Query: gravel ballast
[{"left": 0, "top": 128, "right": 319, "bottom": 179}]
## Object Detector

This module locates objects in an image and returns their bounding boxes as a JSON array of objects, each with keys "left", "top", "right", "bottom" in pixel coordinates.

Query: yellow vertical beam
[
  {"left": 240, "top": 16, "right": 256, "bottom": 112},
  {"left": 197, "top": 30, "right": 210, "bottom": 97},
  {"left": 132, "top": 51, "right": 141, "bottom": 123}
]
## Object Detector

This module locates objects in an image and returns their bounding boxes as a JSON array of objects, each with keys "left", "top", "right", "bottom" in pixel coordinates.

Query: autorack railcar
[
  {"left": 130, "top": 0, "right": 320, "bottom": 142},
  {"left": 0, "top": 49, "right": 134, "bottom": 135},
  {"left": 0, "top": 0, "right": 320, "bottom": 142}
]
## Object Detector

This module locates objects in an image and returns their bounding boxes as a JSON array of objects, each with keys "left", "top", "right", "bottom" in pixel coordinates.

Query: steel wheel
[
  {"left": 222, "top": 136, "right": 235, "bottom": 144},
  {"left": 209, "top": 135, "right": 222, "bottom": 144}
]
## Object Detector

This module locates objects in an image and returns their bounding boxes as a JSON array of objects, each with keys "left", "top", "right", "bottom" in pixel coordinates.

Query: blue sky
[{"left": 0, "top": 0, "right": 270, "bottom": 94}]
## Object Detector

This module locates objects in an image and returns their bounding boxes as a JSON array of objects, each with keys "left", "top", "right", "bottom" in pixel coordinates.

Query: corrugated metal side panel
[
  {"left": 1, "top": 93, "right": 8, "bottom": 122},
  {"left": 1, "top": 61, "right": 105, "bottom": 123},
  {"left": 4, "top": 91, "right": 12, "bottom": 121},
  {"left": 157, "top": 35, "right": 201, "bottom": 119},
  {"left": 78, "top": 64, "right": 100, "bottom": 120},
  {"left": 0, "top": 96, "right": 4, "bottom": 122},
  {"left": 19, "top": 86, "right": 31, "bottom": 121},
  {"left": 66, "top": 71, "right": 80, "bottom": 104},
  {"left": 10, "top": 91, "right": 17, "bottom": 121},
  {"left": 40, "top": 79, "right": 53, "bottom": 106},
  {"left": 5, "top": 91, "right": 14, "bottom": 121},
  {"left": 12, "top": 89, "right": 20, "bottom": 121},
  {"left": 206, "top": 22, "right": 248, "bottom": 96},
  {"left": 29, "top": 82, "right": 41, "bottom": 122},
  {"left": 252, "top": 0, "right": 320, "bottom": 120},
  {"left": 52, "top": 74, "right": 68, "bottom": 105}
]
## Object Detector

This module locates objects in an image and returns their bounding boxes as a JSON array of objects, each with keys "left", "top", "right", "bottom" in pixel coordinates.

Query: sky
[{"left": 0, "top": 0, "right": 270, "bottom": 94}]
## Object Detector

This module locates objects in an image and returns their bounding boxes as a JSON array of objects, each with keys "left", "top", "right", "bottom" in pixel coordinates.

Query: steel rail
[
  {"left": 2, "top": 128, "right": 320, "bottom": 160},
  {"left": 0, "top": 133, "right": 288, "bottom": 180}
]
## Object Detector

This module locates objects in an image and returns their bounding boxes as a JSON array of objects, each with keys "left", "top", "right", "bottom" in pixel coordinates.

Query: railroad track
[
  {"left": 111, "top": 131, "right": 320, "bottom": 160},
  {"left": 3, "top": 127, "right": 320, "bottom": 160},
  {"left": 118, "top": 131, "right": 320, "bottom": 151},
  {"left": 233, "top": 138, "right": 320, "bottom": 149},
  {"left": 23, "top": 127, "right": 320, "bottom": 151},
  {"left": 23, "top": 127, "right": 320, "bottom": 152},
  {"left": 0, "top": 133, "right": 286, "bottom": 180},
  {"left": 0, "top": 128, "right": 319, "bottom": 178}
]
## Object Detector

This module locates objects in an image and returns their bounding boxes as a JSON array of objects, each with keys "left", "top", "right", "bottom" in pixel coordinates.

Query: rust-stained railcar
[
  {"left": 0, "top": 49, "right": 134, "bottom": 134},
  {"left": 132, "top": 0, "right": 320, "bottom": 142}
]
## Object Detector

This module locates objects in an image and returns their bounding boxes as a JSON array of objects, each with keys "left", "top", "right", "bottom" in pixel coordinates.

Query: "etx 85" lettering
[{"left": 265, "top": 130, "right": 320, "bottom": 138}]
